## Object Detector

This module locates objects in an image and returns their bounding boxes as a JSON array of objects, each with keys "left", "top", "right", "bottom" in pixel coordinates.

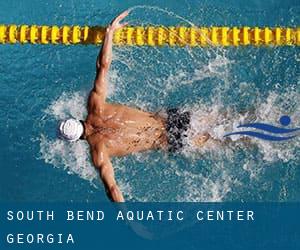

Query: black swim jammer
[{"left": 166, "top": 108, "right": 191, "bottom": 153}]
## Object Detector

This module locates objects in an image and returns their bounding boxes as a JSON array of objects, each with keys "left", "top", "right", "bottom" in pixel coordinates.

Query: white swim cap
[{"left": 58, "top": 118, "right": 84, "bottom": 142}]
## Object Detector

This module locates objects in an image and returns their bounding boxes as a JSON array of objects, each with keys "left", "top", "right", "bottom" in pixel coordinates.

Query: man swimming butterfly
[{"left": 58, "top": 11, "right": 210, "bottom": 202}]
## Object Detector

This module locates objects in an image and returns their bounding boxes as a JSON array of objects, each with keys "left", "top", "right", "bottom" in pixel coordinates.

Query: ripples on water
[{"left": 38, "top": 5, "right": 300, "bottom": 202}]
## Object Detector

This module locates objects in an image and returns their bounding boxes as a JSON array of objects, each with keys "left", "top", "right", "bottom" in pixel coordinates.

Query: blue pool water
[{"left": 0, "top": 0, "right": 299, "bottom": 202}]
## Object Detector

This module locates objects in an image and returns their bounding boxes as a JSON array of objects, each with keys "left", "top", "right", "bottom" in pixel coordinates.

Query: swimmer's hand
[{"left": 107, "top": 10, "right": 129, "bottom": 33}]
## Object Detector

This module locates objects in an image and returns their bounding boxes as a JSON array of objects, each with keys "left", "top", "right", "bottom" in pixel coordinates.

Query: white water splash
[
  {"left": 182, "top": 89, "right": 300, "bottom": 161},
  {"left": 37, "top": 6, "right": 299, "bottom": 202},
  {"left": 39, "top": 92, "right": 97, "bottom": 185},
  {"left": 176, "top": 166, "right": 234, "bottom": 202},
  {"left": 39, "top": 134, "right": 97, "bottom": 183},
  {"left": 46, "top": 92, "right": 87, "bottom": 120},
  {"left": 38, "top": 88, "right": 300, "bottom": 202}
]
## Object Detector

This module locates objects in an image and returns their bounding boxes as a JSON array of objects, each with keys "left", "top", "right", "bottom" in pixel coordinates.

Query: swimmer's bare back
[
  {"left": 81, "top": 11, "right": 168, "bottom": 202},
  {"left": 86, "top": 102, "right": 168, "bottom": 156}
]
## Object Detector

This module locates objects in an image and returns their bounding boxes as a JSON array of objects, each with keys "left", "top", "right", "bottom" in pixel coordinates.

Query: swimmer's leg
[
  {"left": 192, "top": 132, "right": 211, "bottom": 147},
  {"left": 189, "top": 108, "right": 259, "bottom": 148},
  {"left": 192, "top": 133, "right": 254, "bottom": 148},
  {"left": 190, "top": 115, "right": 216, "bottom": 147}
]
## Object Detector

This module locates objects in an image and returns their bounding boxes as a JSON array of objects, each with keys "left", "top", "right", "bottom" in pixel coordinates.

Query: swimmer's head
[{"left": 57, "top": 118, "right": 84, "bottom": 142}]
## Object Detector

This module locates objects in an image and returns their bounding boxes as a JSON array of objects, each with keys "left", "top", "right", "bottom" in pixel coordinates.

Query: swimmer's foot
[{"left": 193, "top": 133, "right": 210, "bottom": 147}]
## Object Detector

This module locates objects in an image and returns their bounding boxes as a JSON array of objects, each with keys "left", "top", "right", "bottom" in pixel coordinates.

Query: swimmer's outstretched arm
[
  {"left": 92, "top": 143, "right": 125, "bottom": 202},
  {"left": 93, "top": 11, "right": 129, "bottom": 101}
]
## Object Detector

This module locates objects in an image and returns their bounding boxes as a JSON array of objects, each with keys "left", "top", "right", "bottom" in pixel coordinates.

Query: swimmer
[{"left": 58, "top": 11, "right": 210, "bottom": 202}]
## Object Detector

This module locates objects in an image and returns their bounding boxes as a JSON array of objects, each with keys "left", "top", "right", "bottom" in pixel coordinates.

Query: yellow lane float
[{"left": 0, "top": 25, "right": 299, "bottom": 46}]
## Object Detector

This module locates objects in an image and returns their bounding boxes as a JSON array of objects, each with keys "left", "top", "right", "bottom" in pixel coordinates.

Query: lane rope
[{"left": 0, "top": 25, "right": 299, "bottom": 46}]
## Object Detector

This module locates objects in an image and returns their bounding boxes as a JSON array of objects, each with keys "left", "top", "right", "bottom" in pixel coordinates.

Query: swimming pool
[{"left": 0, "top": 0, "right": 299, "bottom": 202}]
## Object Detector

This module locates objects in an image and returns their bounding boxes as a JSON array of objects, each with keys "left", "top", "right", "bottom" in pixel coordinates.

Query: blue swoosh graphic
[
  {"left": 224, "top": 131, "right": 297, "bottom": 141},
  {"left": 237, "top": 123, "right": 300, "bottom": 134}
]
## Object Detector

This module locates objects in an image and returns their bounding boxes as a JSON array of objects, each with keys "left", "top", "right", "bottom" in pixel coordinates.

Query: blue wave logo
[{"left": 224, "top": 116, "right": 300, "bottom": 141}]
